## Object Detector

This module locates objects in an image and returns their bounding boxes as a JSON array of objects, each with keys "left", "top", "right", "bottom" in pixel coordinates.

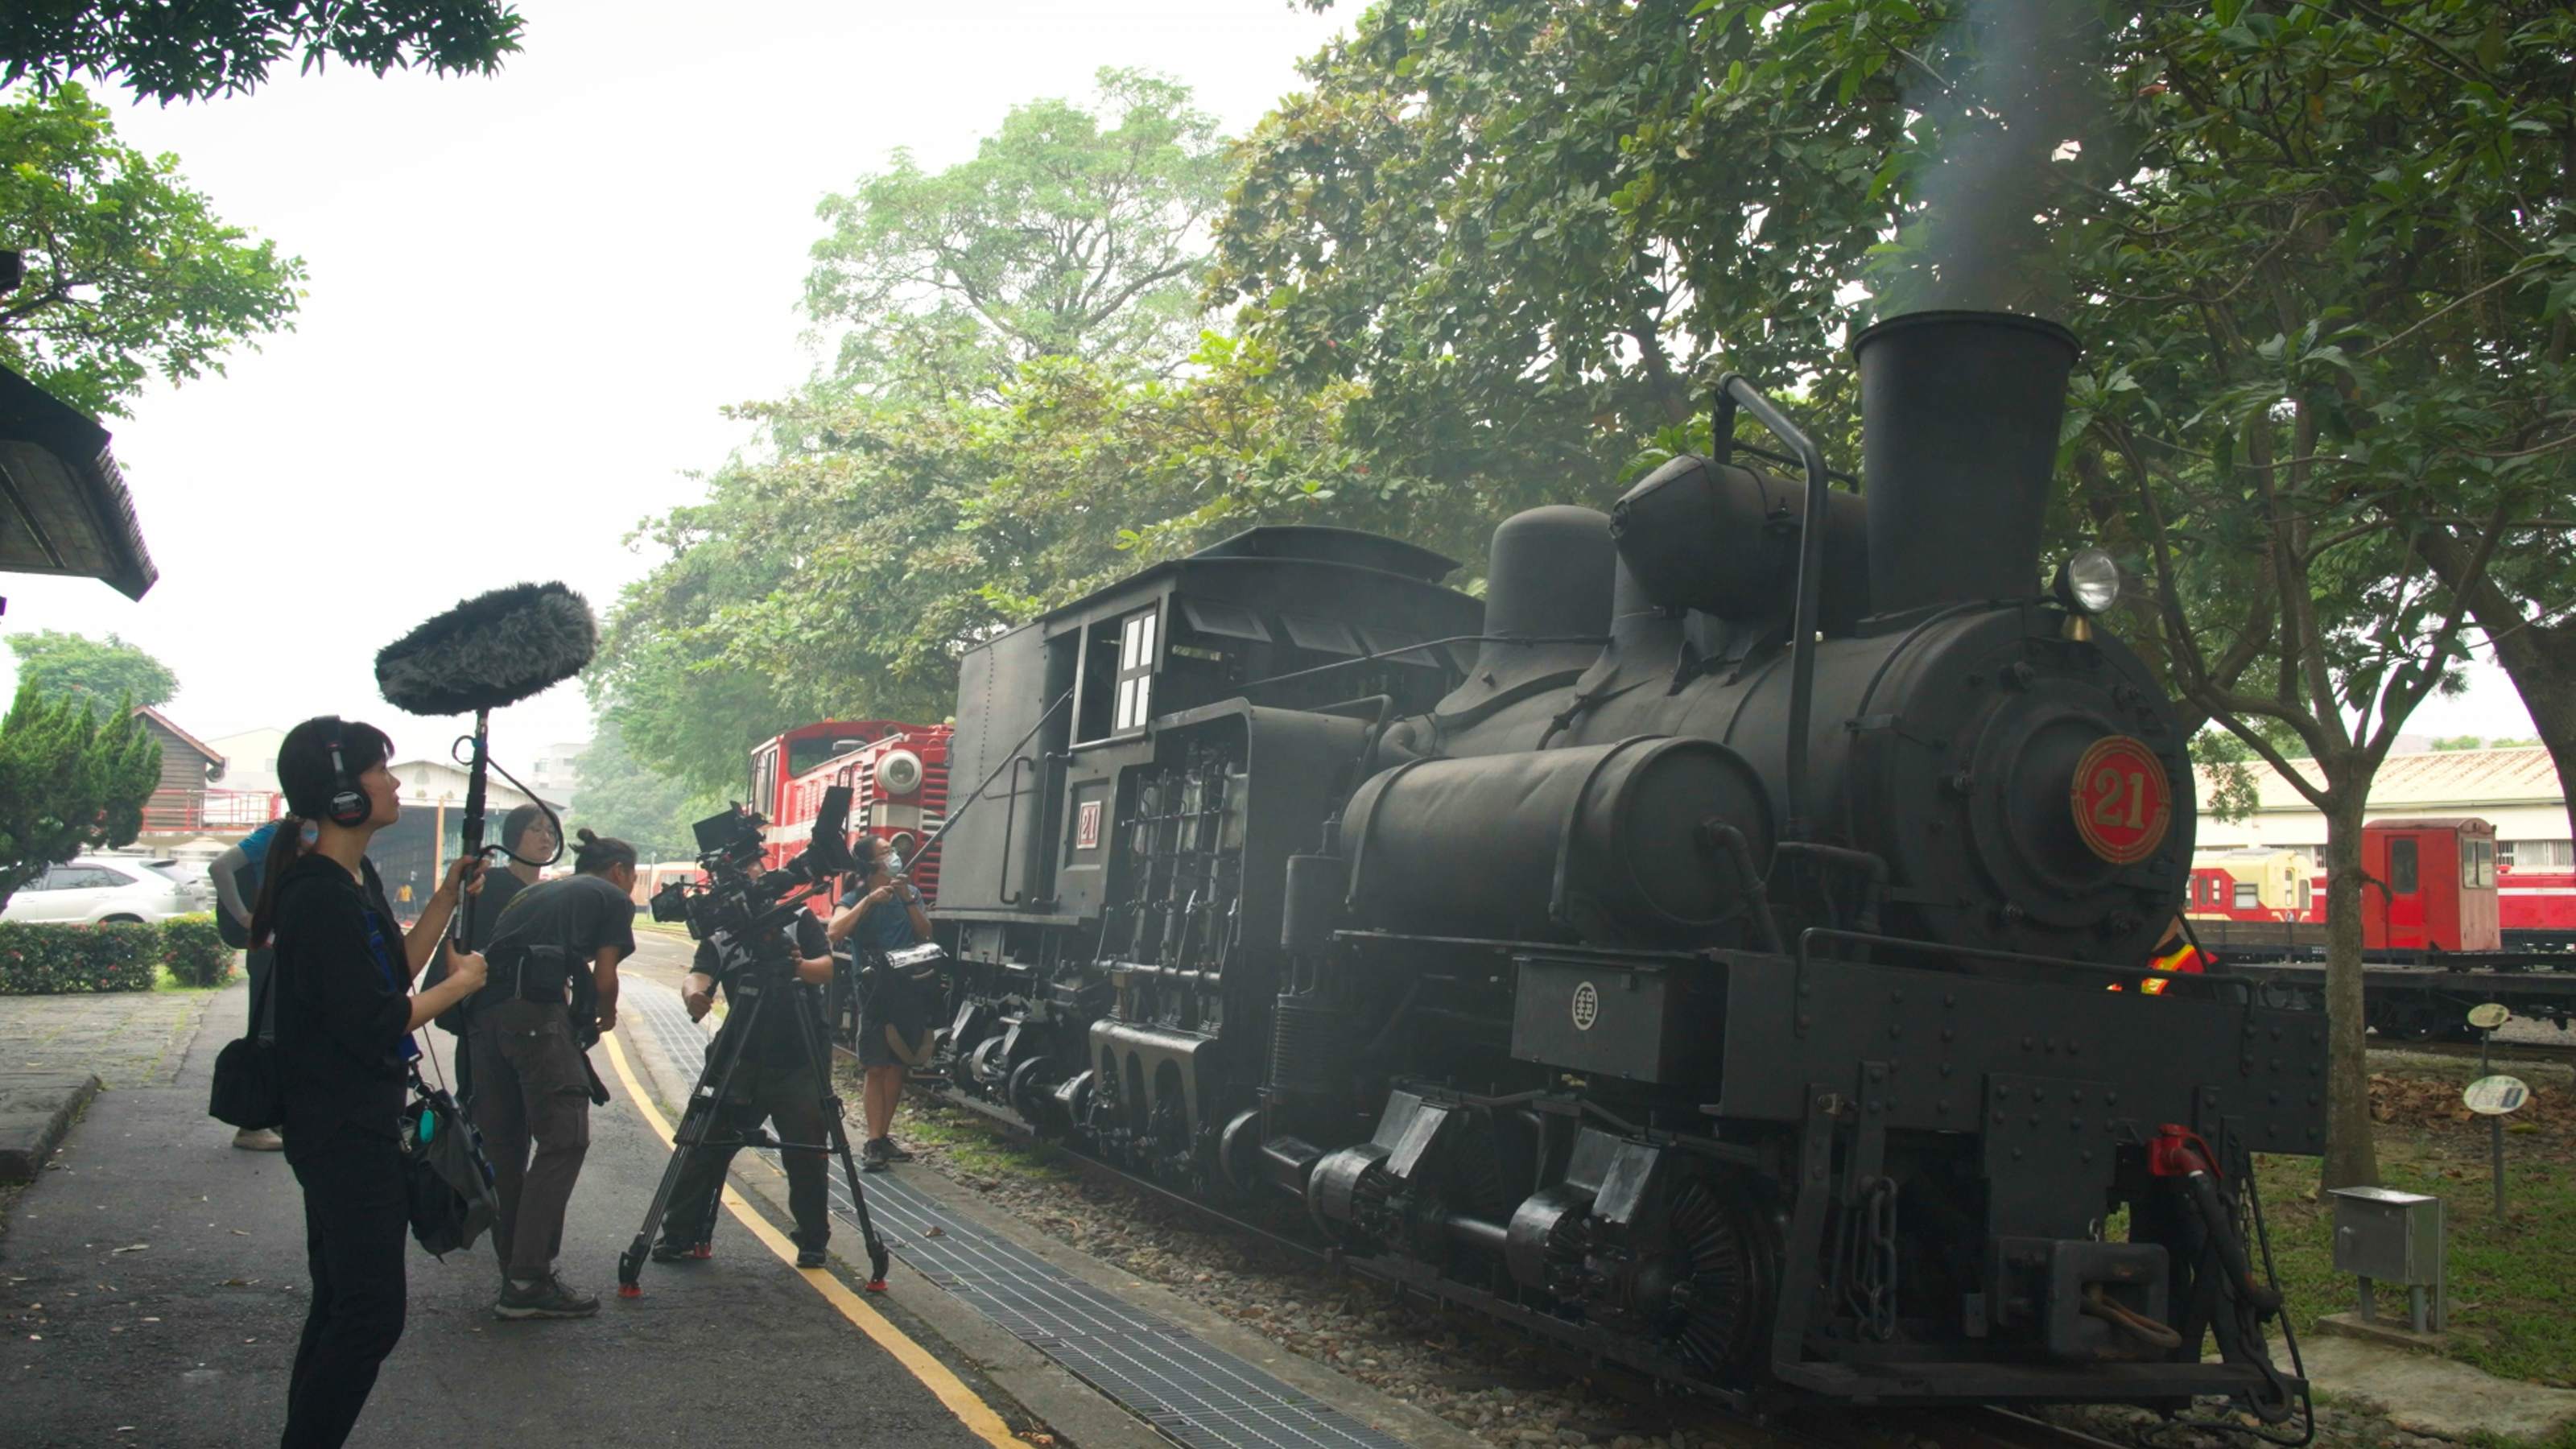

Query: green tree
[
  {"left": 0, "top": 681, "right": 159, "bottom": 910},
  {"left": 0, "top": 84, "right": 306, "bottom": 417},
  {"left": 6, "top": 629, "right": 175, "bottom": 712},
  {"left": 563, "top": 720, "right": 716, "bottom": 863},
  {"left": 2, "top": 1, "right": 523, "bottom": 104},
  {"left": 807, "top": 67, "right": 1230, "bottom": 397},
  {"left": 602, "top": 72, "right": 1362, "bottom": 791}
]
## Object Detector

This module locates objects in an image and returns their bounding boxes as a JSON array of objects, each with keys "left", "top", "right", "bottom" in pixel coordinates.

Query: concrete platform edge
[
  {"left": 0, "top": 1071, "right": 103, "bottom": 1183},
  {"left": 613, "top": 991, "right": 1166, "bottom": 1449}
]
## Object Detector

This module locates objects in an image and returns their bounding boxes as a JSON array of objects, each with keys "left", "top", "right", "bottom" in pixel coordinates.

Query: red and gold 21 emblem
[{"left": 2070, "top": 736, "right": 2171, "bottom": 865}]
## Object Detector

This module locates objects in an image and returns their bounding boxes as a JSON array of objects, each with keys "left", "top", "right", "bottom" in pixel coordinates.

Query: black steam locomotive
[{"left": 916, "top": 311, "right": 2322, "bottom": 1418}]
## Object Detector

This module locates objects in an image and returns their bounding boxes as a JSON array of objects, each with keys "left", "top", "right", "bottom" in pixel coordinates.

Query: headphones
[{"left": 320, "top": 719, "right": 373, "bottom": 828}]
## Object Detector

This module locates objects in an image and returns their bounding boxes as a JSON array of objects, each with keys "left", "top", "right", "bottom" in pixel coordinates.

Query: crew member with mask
[
  {"left": 829, "top": 836, "right": 935, "bottom": 1171},
  {"left": 468, "top": 828, "right": 637, "bottom": 1319},
  {"left": 654, "top": 904, "right": 838, "bottom": 1266}
]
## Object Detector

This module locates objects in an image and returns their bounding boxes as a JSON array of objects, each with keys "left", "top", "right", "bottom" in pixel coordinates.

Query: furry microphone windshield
[{"left": 375, "top": 581, "right": 599, "bottom": 716}]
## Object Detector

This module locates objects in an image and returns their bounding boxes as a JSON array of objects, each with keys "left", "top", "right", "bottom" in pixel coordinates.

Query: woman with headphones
[{"left": 248, "top": 716, "right": 490, "bottom": 1449}]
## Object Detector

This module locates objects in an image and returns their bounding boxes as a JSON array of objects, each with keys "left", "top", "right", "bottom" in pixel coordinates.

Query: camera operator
[
  {"left": 467, "top": 828, "right": 638, "bottom": 1319},
  {"left": 828, "top": 836, "right": 935, "bottom": 1171},
  {"left": 655, "top": 906, "right": 839, "bottom": 1266}
]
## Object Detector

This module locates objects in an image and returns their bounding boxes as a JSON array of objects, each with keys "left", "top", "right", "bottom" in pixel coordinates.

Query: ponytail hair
[
  {"left": 571, "top": 828, "right": 638, "bottom": 875},
  {"left": 249, "top": 815, "right": 312, "bottom": 948}
]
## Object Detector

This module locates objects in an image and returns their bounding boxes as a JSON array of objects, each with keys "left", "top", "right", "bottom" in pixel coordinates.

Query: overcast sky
[{"left": 0, "top": 0, "right": 2539, "bottom": 782}]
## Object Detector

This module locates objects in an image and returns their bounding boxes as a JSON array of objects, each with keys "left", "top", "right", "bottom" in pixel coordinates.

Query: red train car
[
  {"left": 752, "top": 720, "right": 953, "bottom": 908},
  {"left": 2500, "top": 863, "right": 2576, "bottom": 950}
]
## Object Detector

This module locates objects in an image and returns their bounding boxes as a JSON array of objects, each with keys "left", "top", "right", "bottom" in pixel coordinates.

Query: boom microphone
[
  {"left": 375, "top": 581, "right": 600, "bottom": 999},
  {"left": 375, "top": 581, "right": 598, "bottom": 716}
]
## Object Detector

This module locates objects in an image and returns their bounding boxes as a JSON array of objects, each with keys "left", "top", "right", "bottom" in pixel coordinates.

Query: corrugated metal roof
[{"left": 2192, "top": 745, "right": 2562, "bottom": 812}]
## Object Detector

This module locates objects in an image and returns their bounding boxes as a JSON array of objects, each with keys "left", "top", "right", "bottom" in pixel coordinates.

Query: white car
[{"left": 2, "top": 857, "right": 203, "bottom": 926}]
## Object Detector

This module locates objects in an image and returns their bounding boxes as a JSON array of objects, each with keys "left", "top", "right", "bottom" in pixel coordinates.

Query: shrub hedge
[
  {"left": 0, "top": 920, "right": 159, "bottom": 994},
  {"left": 160, "top": 914, "right": 235, "bottom": 988}
]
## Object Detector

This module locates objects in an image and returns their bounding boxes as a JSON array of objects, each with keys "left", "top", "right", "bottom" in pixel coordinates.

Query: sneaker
[
  {"left": 861, "top": 1137, "right": 890, "bottom": 1174},
  {"left": 231, "top": 1128, "right": 284, "bottom": 1152},
  {"left": 495, "top": 1273, "right": 601, "bottom": 1320},
  {"left": 877, "top": 1137, "right": 915, "bottom": 1162},
  {"left": 796, "top": 1245, "right": 828, "bottom": 1269},
  {"left": 650, "top": 1238, "right": 712, "bottom": 1263}
]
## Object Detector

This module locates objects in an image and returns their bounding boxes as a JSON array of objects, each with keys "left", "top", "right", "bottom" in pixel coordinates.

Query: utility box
[{"left": 2329, "top": 1186, "right": 2445, "bottom": 1333}]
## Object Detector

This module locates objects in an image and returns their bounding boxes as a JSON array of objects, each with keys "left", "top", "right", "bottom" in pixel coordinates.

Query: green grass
[
  {"left": 845, "top": 1072, "right": 1076, "bottom": 1183},
  {"left": 2253, "top": 1070, "right": 2576, "bottom": 1389}
]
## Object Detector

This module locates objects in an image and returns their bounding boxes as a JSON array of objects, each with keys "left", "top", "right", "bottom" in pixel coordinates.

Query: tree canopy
[
  {"left": 2, "top": 0, "right": 523, "bottom": 104},
  {"left": 805, "top": 68, "right": 1232, "bottom": 398},
  {"left": 0, "top": 84, "right": 305, "bottom": 417},
  {"left": 0, "top": 681, "right": 159, "bottom": 910},
  {"left": 6, "top": 629, "right": 176, "bottom": 712}
]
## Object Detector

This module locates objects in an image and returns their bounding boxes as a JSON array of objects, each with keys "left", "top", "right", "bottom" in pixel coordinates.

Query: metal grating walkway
[{"left": 627, "top": 983, "right": 1410, "bottom": 1449}]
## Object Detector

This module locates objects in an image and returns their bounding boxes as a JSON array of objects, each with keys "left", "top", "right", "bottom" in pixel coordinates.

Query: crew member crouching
[{"left": 469, "top": 828, "right": 637, "bottom": 1319}]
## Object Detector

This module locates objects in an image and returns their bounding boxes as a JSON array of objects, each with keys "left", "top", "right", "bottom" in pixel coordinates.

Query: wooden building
[{"left": 132, "top": 707, "right": 226, "bottom": 837}]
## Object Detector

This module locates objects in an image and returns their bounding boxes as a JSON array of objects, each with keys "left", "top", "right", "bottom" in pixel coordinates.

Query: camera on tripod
[{"left": 648, "top": 786, "right": 859, "bottom": 954}]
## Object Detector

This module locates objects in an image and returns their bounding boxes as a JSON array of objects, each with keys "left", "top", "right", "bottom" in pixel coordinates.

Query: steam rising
[{"left": 1885, "top": 0, "right": 2102, "bottom": 319}]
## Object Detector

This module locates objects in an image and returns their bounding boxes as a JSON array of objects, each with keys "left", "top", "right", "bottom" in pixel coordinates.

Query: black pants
[
  {"left": 281, "top": 1129, "right": 408, "bottom": 1449},
  {"left": 663, "top": 1055, "right": 830, "bottom": 1249}
]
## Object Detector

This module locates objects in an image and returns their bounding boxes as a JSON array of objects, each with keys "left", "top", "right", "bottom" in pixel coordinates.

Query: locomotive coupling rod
[{"left": 1715, "top": 373, "right": 1834, "bottom": 843}]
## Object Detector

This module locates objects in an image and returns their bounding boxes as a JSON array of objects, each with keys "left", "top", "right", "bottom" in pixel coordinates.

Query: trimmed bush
[
  {"left": 0, "top": 921, "right": 157, "bottom": 994},
  {"left": 160, "top": 913, "right": 234, "bottom": 988}
]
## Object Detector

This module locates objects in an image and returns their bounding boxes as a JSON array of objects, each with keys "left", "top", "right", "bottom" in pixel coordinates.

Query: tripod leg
[
  {"left": 793, "top": 982, "right": 892, "bottom": 1291},
  {"left": 616, "top": 989, "right": 760, "bottom": 1298}
]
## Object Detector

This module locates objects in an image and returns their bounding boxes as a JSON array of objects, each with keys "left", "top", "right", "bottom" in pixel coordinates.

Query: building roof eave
[{"left": 0, "top": 365, "right": 157, "bottom": 601}]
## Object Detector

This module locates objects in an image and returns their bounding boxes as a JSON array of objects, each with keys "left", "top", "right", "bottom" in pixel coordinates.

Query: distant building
[
  {"left": 2193, "top": 745, "right": 2570, "bottom": 869},
  {"left": 529, "top": 740, "right": 585, "bottom": 806},
  {"left": 370, "top": 756, "right": 567, "bottom": 919},
  {"left": 203, "top": 727, "right": 286, "bottom": 797},
  {"left": 131, "top": 706, "right": 225, "bottom": 839}
]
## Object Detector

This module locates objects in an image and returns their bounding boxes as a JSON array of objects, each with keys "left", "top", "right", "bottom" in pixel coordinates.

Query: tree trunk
[
  {"left": 2413, "top": 523, "right": 2576, "bottom": 841},
  {"left": 2318, "top": 788, "right": 2381, "bottom": 1193}
]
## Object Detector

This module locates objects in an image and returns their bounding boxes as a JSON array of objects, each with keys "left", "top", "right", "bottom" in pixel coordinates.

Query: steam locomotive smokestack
[{"left": 1852, "top": 309, "right": 2078, "bottom": 616}]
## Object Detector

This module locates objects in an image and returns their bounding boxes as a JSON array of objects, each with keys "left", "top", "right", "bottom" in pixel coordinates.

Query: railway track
[
  {"left": 2368, "top": 1035, "right": 2576, "bottom": 1068},
  {"left": 908, "top": 1082, "right": 2286, "bottom": 1449}
]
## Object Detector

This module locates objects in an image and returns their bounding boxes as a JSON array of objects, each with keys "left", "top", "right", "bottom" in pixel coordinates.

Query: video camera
[{"left": 648, "top": 786, "right": 857, "bottom": 970}]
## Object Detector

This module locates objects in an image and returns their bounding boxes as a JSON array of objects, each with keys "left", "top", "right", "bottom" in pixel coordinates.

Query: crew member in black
[
  {"left": 654, "top": 908, "right": 838, "bottom": 1266},
  {"left": 469, "top": 828, "right": 637, "bottom": 1319},
  {"left": 469, "top": 803, "right": 555, "bottom": 952},
  {"left": 256, "top": 716, "right": 488, "bottom": 1449},
  {"left": 420, "top": 803, "right": 555, "bottom": 1102}
]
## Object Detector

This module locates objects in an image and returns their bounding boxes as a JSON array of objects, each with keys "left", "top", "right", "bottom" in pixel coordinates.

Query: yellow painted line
[{"left": 601, "top": 1029, "right": 1018, "bottom": 1449}]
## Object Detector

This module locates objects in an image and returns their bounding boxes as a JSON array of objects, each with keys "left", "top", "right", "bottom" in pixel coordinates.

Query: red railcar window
[{"left": 2390, "top": 837, "right": 2417, "bottom": 895}]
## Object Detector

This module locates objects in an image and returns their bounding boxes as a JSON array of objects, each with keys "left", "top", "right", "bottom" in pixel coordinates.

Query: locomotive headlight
[
  {"left": 2054, "top": 548, "right": 2123, "bottom": 617},
  {"left": 877, "top": 749, "right": 924, "bottom": 796}
]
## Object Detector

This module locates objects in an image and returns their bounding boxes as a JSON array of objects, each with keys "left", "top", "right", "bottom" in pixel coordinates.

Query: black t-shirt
[
  {"left": 271, "top": 853, "right": 414, "bottom": 1139},
  {"left": 692, "top": 914, "right": 830, "bottom": 1067},
  {"left": 474, "top": 873, "right": 638, "bottom": 1010},
  {"left": 463, "top": 869, "right": 528, "bottom": 955}
]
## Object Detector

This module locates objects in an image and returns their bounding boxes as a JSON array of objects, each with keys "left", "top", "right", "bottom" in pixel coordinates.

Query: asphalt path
[{"left": 0, "top": 975, "right": 1000, "bottom": 1448}]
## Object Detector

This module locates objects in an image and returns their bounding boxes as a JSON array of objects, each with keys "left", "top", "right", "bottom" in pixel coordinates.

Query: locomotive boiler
[{"left": 919, "top": 310, "right": 2323, "bottom": 1420}]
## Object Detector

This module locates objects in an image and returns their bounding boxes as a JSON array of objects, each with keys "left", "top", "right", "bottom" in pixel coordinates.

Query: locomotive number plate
[{"left": 2070, "top": 736, "right": 2171, "bottom": 865}]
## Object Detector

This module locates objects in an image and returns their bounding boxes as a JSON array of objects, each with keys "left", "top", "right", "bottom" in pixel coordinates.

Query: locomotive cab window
[
  {"left": 2234, "top": 882, "right": 2258, "bottom": 910},
  {"left": 2389, "top": 837, "right": 2418, "bottom": 894},
  {"left": 1076, "top": 605, "right": 1162, "bottom": 745}
]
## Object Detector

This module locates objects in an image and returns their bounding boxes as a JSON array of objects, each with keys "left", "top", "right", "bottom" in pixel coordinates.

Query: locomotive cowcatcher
[{"left": 915, "top": 311, "right": 2324, "bottom": 1419}]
